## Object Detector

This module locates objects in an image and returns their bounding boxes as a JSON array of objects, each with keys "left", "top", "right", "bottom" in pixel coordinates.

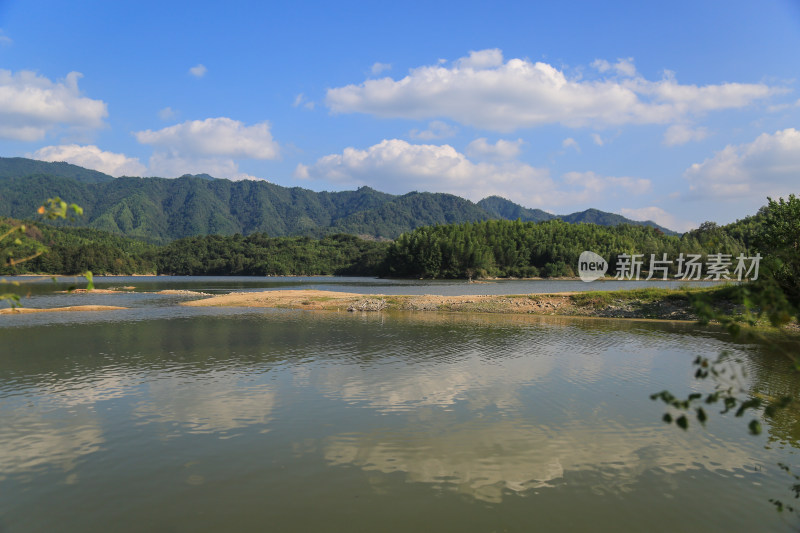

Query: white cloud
[
  {"left": 135, "top": 117, "right": 278, "bottom": 180},
  {"left": 295, "top": 139, "right": 649, "bottom": 209},
  {"left": 147, "top": 151, "right": 232, "bottom": 178},
  {"left": 146, "top": 151, "right": 262, "bottom": 180},
  {"left": 766, "top": 98, "right": 800, "bottom": 113},
  {"left": 158, "top": 106, "right": 177, "bottom": 120},
  {"left": 0, "top": 30, "right": 11, "bottom": 46},
  {"left": 591, "top": 57, "right": 637, "bottom": 77},
  {"left": 135, "top": 117, "right": 279, "bottom": 159},
  {"left": 455, "top": 48, "right": 504, "bottom": 69},
  {"left": 561, "top": 170, "right": 651, "bottom": 196},
  {"left": 29, "top": 144, "right": 147, "bottom": 177},
  {"left": 326, "top": 49, "right": 777, "bottom": 132},
  {"left": 0, "top": 70, "right": 107, "bottom": 141},
  {"left": 620, "top": 206, "right": 697, "bottom": 233},
  {"left": 468, "top": 138, "right": 524, "bottom": 159},
  {"left": 663, "top": 124, "right": 710, "bottom": 146},
  {"left": 295, "top": 139, "right": 548, "bottom": 201},
  {"left": 293, "top": 93, "right": 315, "bottom": 110},
  {"left": 561, "top": 138, "right": 580, "bottom": 152},
  {"left": 371, "top": 62, "right": 392, "bottom": 75},
  {"left": 189, "top": 64, "right": 207, "bottom": 78},
  {"left": 590, "top": 133, "right": 604, "bottom": 146},
  {"left": 408, "top": 120, "right": 457, "bottom": 140},
  {"left": 685, "top": 128, "right": 800, "bottom": 201}
]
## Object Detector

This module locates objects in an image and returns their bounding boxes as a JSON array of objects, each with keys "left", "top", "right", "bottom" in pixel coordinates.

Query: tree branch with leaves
[{"left": 1, "top": 197, "right": 92, "bottom": 309}]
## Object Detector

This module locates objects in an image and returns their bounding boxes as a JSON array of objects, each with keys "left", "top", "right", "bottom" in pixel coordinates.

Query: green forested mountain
[
  {"left": 0, "top": 157, "right": 115, "bottom": 183},
  {"left": 559, "top": 208, "right": 676, "bottom": 235},
  {"left": 477, "top": 196, "right": 553, "bottom": 223},
  {"left": 0, "top": 157, "right": 678, "bottom": 243},
  {"left": 478, "top": 196, "right": 677, "bottom": 235}
]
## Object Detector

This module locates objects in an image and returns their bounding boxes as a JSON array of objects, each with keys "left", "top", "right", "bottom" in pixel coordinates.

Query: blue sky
[{"left": 1, "top": 0, "right": 799, "bottom": 231}]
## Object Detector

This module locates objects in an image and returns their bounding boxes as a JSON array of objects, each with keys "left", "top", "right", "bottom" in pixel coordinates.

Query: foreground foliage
[
  {"left": 650, "top": 195, "right": 800, "bottom": 513},
  {"left": 1, "top": 198, "right": 92, "bottom": 308}
]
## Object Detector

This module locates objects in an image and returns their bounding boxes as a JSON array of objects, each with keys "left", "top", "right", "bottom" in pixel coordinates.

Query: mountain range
[{"left": 0, "top": 157, "right": 676, "bottom": 244}]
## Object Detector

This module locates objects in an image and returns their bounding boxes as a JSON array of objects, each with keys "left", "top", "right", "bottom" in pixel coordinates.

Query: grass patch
[{"left": 569, "top": 285, "right": 732, "bottom": 307}]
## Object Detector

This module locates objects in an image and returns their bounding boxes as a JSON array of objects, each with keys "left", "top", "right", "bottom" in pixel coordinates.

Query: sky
[{"left": 1, "top": 0, "right": 799, "bottom": 232}]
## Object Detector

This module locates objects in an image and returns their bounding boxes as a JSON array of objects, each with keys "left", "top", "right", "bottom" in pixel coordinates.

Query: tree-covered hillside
[
  {"left": 0, "top": 197, "right": 771, "bottom": 279},
  {"left": 0, "top": 158, "right": 680, "bottom": 243},
  {"left": 381, "top": 218, "right": 749, "bottom": 279},
  {"left": 477, "top": 196, "right": 553, "bottom": 223}
]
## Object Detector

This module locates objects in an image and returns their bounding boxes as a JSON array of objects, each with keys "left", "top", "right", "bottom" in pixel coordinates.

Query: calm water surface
[{"left": 0, "top": 278, "right": 797, "bottom": 531}]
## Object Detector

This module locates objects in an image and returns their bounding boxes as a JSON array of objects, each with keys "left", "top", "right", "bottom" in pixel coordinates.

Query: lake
[{"left": 1, "top": 277, "right": 797, "bottom": 531}]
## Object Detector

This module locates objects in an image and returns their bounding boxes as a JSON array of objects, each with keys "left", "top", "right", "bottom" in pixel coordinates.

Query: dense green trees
[
  {"left": 0, "top": 219, "right": 389, "bottom": 277},
  {"left": 155, "top": 233, "right": 389, "bottom": 276},
  {"left": 0, "top": 196, "right": 780, "bottom": 281},
  {"left": 1, "top": 210, "right": 764, "bottom": 279},
  {"left": 380, "top": 218, "right": 749, "bottom": 279}
]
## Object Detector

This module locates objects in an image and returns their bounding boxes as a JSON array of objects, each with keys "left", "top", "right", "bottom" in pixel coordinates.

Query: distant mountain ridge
[
  {"left": 478, "top": 196, "right": 676, "bottom": 235},
  {"left": 0, "top": 157, "right": 677, "bottom": 243}
]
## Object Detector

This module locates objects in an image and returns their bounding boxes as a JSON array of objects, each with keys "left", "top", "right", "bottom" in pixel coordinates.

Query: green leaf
[
  {"left": 748, "top": 420, "right": 762, "bottom": 435},
  {"left": 676, "top": 415, "right": 688, "bottom": 430}
]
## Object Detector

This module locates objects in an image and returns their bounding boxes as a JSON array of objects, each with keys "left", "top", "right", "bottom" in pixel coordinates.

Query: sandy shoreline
[
  {"left": 0, "top": 305, "right": 128, "bottom": 315},
  {"left": 181, "top": 289, "right": 698, "bottom": 320}
]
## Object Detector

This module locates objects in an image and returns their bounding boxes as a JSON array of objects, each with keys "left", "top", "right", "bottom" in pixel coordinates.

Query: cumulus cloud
[
  {"left": 467, "top": 138, "right": 524, "bottom": 159},
  {"left": 591, "top": 57, "right": 637, "bottom": 77},
  {"left": 0, "top": 30, "right": 11, "bottom": 46},
  {"left": 455, "top": 48, "right": 504, "bottom": 69},
  {"left": 295, "top": 139, "right": 649, "bottom": 209},
  {"left": 0, "top": 70, "right": 107, "bottom": 141},
  {"left": 590, "top": 133, "right": 605, "bottom": 146},
  {"left": 766, "top": 98, "right": 800, "bottom": 113},
  {"left": 326, "top": 49, "right": 777, "bottom": 132},
  {"left": 189, "top": 64, "right": 207, "bottom": 78},
  {"left": 684, "top": 128, "right": 800, "bottom": 201},
  {"left": 371, "top": 62, "right": 392, "bottom": 75},
  {"left": 408, "top": 120, "right": 457, "bottom": 140},
  {"left": 620, "top": 206, "right": 697, "bottom": 233},
  {"left": 135, "top": 117, "right": 279, "bottom": 159},
  {"left": 663, "top": 124, "right": 709, "bottom": 146},
  {"left": 158, "top": 106, "right": 177, "bottom": 120},
  {"left": 294, "top": 139, "right": 547, "bottom": 201},
  {"left": 293, "top": 93, "right": 315, "bottom": 110},
  {"left": 135, "top": 117, "right": 278, "bottom": 180},
  {"left": 29, "top": 144, "right": 147, "bottom": 177},
  {"left": 561, "top": 138, "right": 580, "bottom": 152},
  {"left": 146, "top": 151, "right": 259, "bottom": 180},
  {"left": 561, "top": 171, "right": 651, "bottom": 198}
]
